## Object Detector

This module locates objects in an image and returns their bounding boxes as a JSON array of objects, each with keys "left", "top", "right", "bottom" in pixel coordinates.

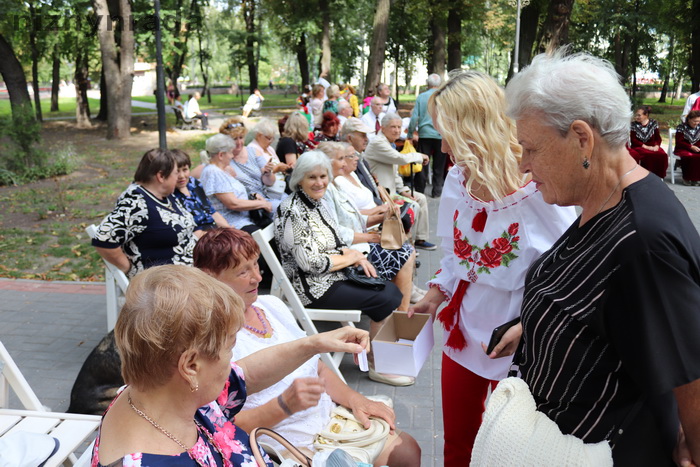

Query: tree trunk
[
  {"left": 319, "top": 0, "right": 331, "bottom": 79},
  {"left": 96, "top": 68, "right": 108, "bottom": 121},
  {"left": 50, "top": 44, "right": 60, "bottom": 112},
  {"left": 242, "top": 0, "right": 258, "bottom": 92},
  {"left": 198, "top": 31, "right": 210, "bottom": 102},
  {"left": 165, "top": 0, "right": 196, "bottom": 90},
  {"left": 659, "top": 36, "right": 675, "bottom": 103},
  {"left": 507, "top": 2, "right": 541, "bottom": 81},
  {"left": 691, "top": 0, "right": 700, "bottom": 92},
  {"left": 447, "top": 4, "right": 462, "bottom": 71},
  {"left": 75, "top": 49, "right": 92, "bottom": 128},
  {"left": 0, "top": 34, "right": 33, "bottom": 116},
  {"left": 364, "top": 0, "right": 392, "bottom": 97},
  {"left": 93, "top": 0, "right": 134, "bottom": 139},
  {"left": 296, "top": 32, "right": 310, "bottom": 88},
  {"left": 429, "top": 1, "right": 446, "bottom": 77},
  {"left": 537, "top": 0, "right": 575, "bottom": 53},
  {"left": 29, "top": 3, "right": 43, "bottom": 122}
]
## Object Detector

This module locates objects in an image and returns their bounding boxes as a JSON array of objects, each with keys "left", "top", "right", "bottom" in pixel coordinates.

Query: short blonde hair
[
  {"left": 283, "top": 112, "right": 310, "bottom": 142},
  {"left": 327, "top": 85, "right": 340, "bottom": 100},
  {"left": 115, "top": 265, "right": 244, "bottom": 391},
  {"left": 220, "top": 116, "right": 248, "bottom": 139},
  {"left": 429, "top": 70, "right": 524, "bottom": 201}
]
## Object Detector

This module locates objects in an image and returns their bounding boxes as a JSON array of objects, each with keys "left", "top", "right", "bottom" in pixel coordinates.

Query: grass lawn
[{"left": 0, "top": 97, "right": 103, "bottom": 119}]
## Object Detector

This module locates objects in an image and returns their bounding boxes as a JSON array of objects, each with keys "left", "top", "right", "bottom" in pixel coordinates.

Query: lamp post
[
  {"left": 512, "top": 0, "right": 530, "bottom": 74},
  {"left": 154, "top": 0, "right": 167, "bottom": 149}
]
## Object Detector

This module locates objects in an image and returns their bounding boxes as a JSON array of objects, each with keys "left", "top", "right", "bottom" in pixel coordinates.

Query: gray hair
[
  {"left": 427, "top": 73, "right": 442, "bottom": 88},
  {"left": 201, "top": 134, "right": 235, "bottom": 164},
  {"left": 288, "top": 150, "right": 333, "bottom": 191},
  {"left": 505, "top": 50, "right": 631, "bottom": 149},
  {"left": 251, "top": 118, "right": 278, "bottom": 139},
  {"left": 338, "top": 100, "right": 351, "bottom": 111},
  {"left": 381, "top": 112, "right": 401, "bottom": 127},
  {"left": 317, "top": 141, "right": 350, "bottom": 160}
]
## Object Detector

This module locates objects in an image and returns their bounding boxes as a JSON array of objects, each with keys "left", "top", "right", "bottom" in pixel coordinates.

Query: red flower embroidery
[
  {"left": 453, "top": 210, "right": 459, "bottom": 222},
  {"left": 454, "top": 238, "right": 473, "bottom": 260},
  {"left": 478, "top": 247, "right": 502, "bottom": 268},
  {"left": 508, "top": 223, "right": 519, "bottom": 236},
  {"left": 472, "top": 209, "right": 487, "bottom": 232},
  {"left": 492, "top": 237, "right": 513, "bottom": 255},
  {"left": 453, "top": 226, "right": 463, "bottom": 241},
  {"left": 512, "top": 236, "right": 520, "bottom": 243}
]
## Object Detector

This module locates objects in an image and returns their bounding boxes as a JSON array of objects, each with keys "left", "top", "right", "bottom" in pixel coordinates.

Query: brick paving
[{"left": 1, "top": 175, "right": 698, "bottom": 465}]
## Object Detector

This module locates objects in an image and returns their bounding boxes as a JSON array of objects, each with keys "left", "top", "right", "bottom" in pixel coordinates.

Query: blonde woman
[
  {"left": 410, "top": 71, "right": 576, "bottom": 465},
  {"left": 276, "top": 112, "right": 316, "bottom": 167}
]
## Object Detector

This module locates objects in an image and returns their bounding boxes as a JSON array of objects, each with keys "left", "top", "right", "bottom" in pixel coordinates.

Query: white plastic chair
[
  {"left": 86, "top": 225, "right": 129, "bottom": 331},
  {"left": 252, "top": 225, "right": 361, "bottom": 382},
  {"left": 0, "top": 341, "right": 100, "bottom": 467},
  {"left": 668, "top": 128, "right": 681, "bottom": 184}
]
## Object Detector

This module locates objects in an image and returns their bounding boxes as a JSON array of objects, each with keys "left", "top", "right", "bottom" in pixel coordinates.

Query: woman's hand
[
  {"left": 422, "top": 154, "right": 430, "bottom": 165},
  {"left": 480, "top": 323, "right": 522, "bottom": 359},
  {"left": 311, "top": 326, "right": 370, "bottom": 355},
  {"left": 273, "top": 163, "right": 291, "bottom": 173},
  {"left": 254, "top": 194, "right": 273, "bottom": 212},
  {"left": 279, "top": 377, "right": 325, "bottom": 415},
  {"left": 347, "top": 393, "right": 396, "bottom": 431},
  {"left": 356, "top": 258, "right": 377, "bottom": 278},
  {"left": 691, "top": 146, "right": 700, "bottom": 153},
  {"left": 408, "top": 286, "right": 443, "bottom": 319}
]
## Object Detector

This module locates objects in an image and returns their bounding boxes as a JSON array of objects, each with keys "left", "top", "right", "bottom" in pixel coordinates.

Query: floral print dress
[
  {"left": 91, "top": 363, "right": 273, "bottom": 467},
  {"left": 427, "top": 166, "right": 576, "bottom": 380}
]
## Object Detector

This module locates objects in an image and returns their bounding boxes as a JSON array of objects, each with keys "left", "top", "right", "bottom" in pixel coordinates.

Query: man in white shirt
[
  {"left": 360, "top": 97, "right": 386, "bottom": 140},
  {"left": 186, "top": 92, "right": 209, "bottom": 130},
  {"left": 364, "top": 113, "right": 436, "bottom": 250},
  {"left": 242, "top": 88, "right": 264, "bottom": 117},
  {"left": 682, "top": 91, "right": 700, "bottom": 121}
]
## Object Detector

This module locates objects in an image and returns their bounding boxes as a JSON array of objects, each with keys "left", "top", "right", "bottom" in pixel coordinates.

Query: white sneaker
[{"left": 369, "top": 368, "right": 416, "bottom": 386}]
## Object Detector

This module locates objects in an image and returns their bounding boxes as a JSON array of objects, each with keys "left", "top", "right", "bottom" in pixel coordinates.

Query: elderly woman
[
  {"left": 200, "top": 133, "right": 272, "bottom": 232},
  {"left": 275, "top": 151, "right": 411, "bottom": 386},
  {"left": 247, "top": 118, "right": 281, "bottom": 164},
  {"left": 276, "top": 112, "right": 316, "bottom": 167},
  {"left": 318, "top": 142, "right": 417, "bottom": 312},
  {"left": 194, "top": 228, "right": 421, "bottom": 465},
  {"left": 628, "top": 106, "right": 668, "bottom": 178},
  {"left": 218, "top": 117, "right": 284, "bottom": 211},
  {"left": 91, "top": 265, "right": 370, "bottom": 466},
  {"left": 502, "top": 51, "right": 700, "bottom": 465},
  {"left": 409, "top": 71, "right": 576, "bottom": 465},
  {"left": 172, "top": 149, "right": 230, "bottom": 237},
  {"left": 322, "top": 84, "right": 341, "bottom": 115},
  {"left": 674, "top": 109, "right": 700, "bottom": 186},
  {"left": 314, "top": 111, "right": 341, "bottom": 143},
  {"left": 92, "top": 148, "right": 196, "bottom": 277}
]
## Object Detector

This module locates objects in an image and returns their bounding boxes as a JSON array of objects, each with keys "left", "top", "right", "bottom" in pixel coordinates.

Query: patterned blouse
[
  {"left": 173, "top": 177, "right": 218, "bottom": 231},
  {"left": 274, "top": 190, "right": 347, "bottom": 305},
  {"left": 92, "top": 364, "right": 273, "bottom": 467},
  {"left": 91, "top": 184, "right": 196, "bottom": 278},
  {"left": 200, "top": 164, "right": 252, "bottom": 229}
]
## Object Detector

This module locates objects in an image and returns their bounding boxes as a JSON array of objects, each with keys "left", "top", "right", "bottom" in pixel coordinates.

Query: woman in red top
[
  {"left": 674, "top": 110, "right": 700, "bottom": 185},
  {"left": 628, "top": 106, "right": 668, "bottom": 178}
]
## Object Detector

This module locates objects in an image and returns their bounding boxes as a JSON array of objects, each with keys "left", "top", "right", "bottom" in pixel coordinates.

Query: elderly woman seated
[
  {"left": 315, "top": 112, "right": 341, "bottom": 143},
  {"left": 275, "top": 151, "right": 413, "bottom": 387},
  {"left": 276, "top": 112, "right": 316, "bottom": 167},
  {"left": 674, "top": 110, "right": 700, "bottom": 186},
  {"left": 247, "top": 118, "right": 281, "bottom": 164},
  {"left": 318, "top": 141, "right": 417, "bottom": 311},
  {"left": 91, "top": 265, "right": 370, "bottom": 466},
  {"left": 172, "top": 149, "right": 230, "bottom": 237},
  {"left": 200, "top": 133, "right": 273, "bottom": 232},
  {"left": 194, "top": 228, "right": 421, "bottom": 465},
  {"left": 92, "top": 148, "right": 196, "bottom": 277}
]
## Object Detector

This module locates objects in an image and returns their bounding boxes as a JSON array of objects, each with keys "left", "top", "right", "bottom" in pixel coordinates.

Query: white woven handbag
[
  {"left": 471, "top": 377, "right": 613, "bottom": 467},
  {"left": 313, "top": 406, "right": 391, "bottom": 464}
]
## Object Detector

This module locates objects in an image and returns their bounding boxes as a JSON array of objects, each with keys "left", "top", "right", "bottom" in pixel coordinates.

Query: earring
[
  {"left": 582, "top": 158, "right": 590, "bottom": 169},
  {"left": 190, "top": 382, "right": 199, "bottom": 392}
]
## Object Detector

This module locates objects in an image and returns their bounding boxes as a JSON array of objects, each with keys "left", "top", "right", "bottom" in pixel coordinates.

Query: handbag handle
[{"left": 250, "top": 427, "right": 312, "bottom": 467}]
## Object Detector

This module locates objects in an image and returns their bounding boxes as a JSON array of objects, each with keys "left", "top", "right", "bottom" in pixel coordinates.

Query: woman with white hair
[
  {"left": 275, "top": 151, "right": 413, "bottom": 386},
  {"left": 504, "top": 51, "right": 700, "bottom": 465},
  {"left": 200, "top": 133, "right": 272, "bottom": 231},
  {"left": 247, "top": 118, "right": 280, "bottom": 164},
  {"left": 410, "top": 70, "right": 576, "bottom": 464}
]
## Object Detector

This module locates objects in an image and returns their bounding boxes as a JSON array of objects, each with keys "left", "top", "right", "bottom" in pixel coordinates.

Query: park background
[{"left": 0, "top": 0, "right": 699, "bottom": 281}]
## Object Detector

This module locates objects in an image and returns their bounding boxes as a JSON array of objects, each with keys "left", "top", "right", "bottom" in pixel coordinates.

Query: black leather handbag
[{"left": 345, "top": 266, "right": 385, "bottom": 291}]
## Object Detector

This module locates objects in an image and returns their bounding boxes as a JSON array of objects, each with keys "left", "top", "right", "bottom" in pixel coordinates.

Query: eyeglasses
[
  {"left": 227, "top": 122, "right": 244, "bottom": 129},
  {"left": 344, "top": 154, "right": 359, "bottom": 160}
]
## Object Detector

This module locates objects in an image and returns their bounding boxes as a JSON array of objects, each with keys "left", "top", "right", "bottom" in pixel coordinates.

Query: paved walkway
[{"left": 1, "top": 176, "right": 699, "bottom": 464}]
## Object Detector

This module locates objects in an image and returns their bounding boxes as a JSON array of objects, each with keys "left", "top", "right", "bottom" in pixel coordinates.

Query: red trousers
[{"left": 442, "top": 353, "right": 498, "bottom": 467}]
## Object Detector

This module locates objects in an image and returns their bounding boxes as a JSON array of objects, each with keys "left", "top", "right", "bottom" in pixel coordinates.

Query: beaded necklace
[{"left": 243, "top": 305, "right": 272, "bottom": 338}]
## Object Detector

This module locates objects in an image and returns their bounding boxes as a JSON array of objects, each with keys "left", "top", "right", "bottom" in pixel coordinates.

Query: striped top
[{"left": 518, "top": 175, "right": 700, "bottom": 464}]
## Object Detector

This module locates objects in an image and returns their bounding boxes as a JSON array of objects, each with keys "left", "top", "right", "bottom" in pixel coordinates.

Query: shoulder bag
[
  {"left": 345, "top": 266, "right": 385, "bottom": 290},
  {"left": 250, "top": 427, "right": 311, "bottom": 467},
  {"left": 377, "top": 187, "right": 407, "bottom": 250}
]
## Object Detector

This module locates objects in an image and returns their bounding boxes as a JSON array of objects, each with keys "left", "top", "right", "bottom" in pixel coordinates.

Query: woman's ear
[
  {"left": 569, "top": 120, "right": 595, "bottom": 159},
  {"left": 178, "top": 348, "right": 200, "bottom": 389}
]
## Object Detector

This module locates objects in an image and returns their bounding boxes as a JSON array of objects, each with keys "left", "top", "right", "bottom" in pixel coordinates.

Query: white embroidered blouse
[{"left": 428, "top": 166, "right": 577, "bottom": 380}]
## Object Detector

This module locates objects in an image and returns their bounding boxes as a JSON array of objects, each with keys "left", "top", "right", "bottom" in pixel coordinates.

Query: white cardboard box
[{"left": 372, "top": 311, "right": 434, "bottom": 377}]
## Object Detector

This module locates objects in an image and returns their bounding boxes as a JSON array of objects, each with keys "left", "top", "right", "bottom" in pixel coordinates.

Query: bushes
[{"left": 0, "top": 104, "right": 75, "bottom": 185}]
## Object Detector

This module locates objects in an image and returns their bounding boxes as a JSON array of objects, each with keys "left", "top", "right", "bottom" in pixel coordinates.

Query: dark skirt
[
  {"left": 628, "top": 146, "right": 668, "bottom": 178},
  {"left": 675, "top": 149, "right": 700, "bottom": 181}
]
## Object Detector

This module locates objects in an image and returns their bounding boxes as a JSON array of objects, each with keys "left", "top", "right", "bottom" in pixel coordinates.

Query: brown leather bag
[{"left": 378, "top": 187, "right": 407, "bottom": 250}]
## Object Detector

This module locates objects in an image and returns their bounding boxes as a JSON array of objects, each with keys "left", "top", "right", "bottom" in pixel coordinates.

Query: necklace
[
  {"left": 595, "top": 164, "right": 639, "bottom": 216},
  {"left": 128, "top": 392, "right": 233, "bottom": 467},
  {"left": 243, "top": 305, "right": 272, "bottom": 338}
]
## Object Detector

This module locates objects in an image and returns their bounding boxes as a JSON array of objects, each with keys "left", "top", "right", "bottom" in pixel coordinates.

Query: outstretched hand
[{"left": 312, "top": 326, "right": 370, "bottom": 356}]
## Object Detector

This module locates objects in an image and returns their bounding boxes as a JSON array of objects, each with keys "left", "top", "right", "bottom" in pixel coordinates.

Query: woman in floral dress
[
  {"left": 91, "top": 265, "right": 369, "bottom": 466},
  {"left": 409, "top": 71, "right": 576, "bottom": 465}
]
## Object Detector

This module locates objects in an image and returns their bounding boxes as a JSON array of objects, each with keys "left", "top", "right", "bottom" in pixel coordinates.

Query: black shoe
[{"left": 415, "top": 240, "right": 437, "bottom": 251}]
